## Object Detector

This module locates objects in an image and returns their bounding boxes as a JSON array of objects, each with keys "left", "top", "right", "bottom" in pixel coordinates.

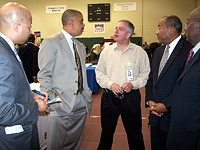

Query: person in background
[
  {"left": 167, "top": 7, "right": 200, "bottom": 150},
  {"left": 38, "top": 9, "right": 93, "bottom": 150},
  {"left": 89, "top": 41, "right": 104, "bottom": 61},
  {"left": 19, "top": 33, "right": 40, "bottom": 83},
  {"left": 95, "top": 20, "right": 150, "bottom": 150},
  {"left": 145, "top": 15, "right": 193, "bottom": 150},
  {"left": 0, "top": 2, "right": 48, "bottom": 150}
]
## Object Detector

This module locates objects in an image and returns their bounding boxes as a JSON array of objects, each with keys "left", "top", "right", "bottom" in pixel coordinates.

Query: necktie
[
  {"left": 158, "top": 45, "right": 170, "bottom": 77},
  {"left": 72, "top": 38, "right": 83, "bottom": 94},
  {"left": 185, "top": 48, "right": 194, "bottom": 67},
  {"left": 13, "top": 47, "right": 23, "bottom": 68}
]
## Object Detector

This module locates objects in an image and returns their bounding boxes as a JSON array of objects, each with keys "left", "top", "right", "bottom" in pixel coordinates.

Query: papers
[
  {"left": 5, "top": 125, "right": 24, "bottom": 135},
  {"left": 86, "top": 63, "right": 92, "bottom": 67},
  {"left": 46, "top": 97, "right": 62, "bottom": 104},
  {"left": 90, "top": 65, "right": 97, "bottom": 68}
]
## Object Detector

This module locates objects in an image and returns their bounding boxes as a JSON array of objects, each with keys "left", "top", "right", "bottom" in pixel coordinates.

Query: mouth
[{"left": 114, "top": 34, "right": 119, "bottom": 38}]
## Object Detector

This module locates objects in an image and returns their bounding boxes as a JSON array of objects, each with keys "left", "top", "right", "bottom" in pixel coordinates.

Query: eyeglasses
[{"left": 115, "top": 93, "right": 124, "bottom": 99}]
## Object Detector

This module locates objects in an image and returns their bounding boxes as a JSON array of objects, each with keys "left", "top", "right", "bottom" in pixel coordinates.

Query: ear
[
  {"left": 68, "top": 19, "right": 73, "bottom": 27},
  {"left": 126, "top": 32, "right": 131, "bottom": 39},
  {"left": 13, "top": 22, "right": 21, "bottom": 33}
]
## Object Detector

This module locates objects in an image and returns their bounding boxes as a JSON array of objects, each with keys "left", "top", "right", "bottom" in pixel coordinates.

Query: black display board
[{"left": 88, "top": 3, "right": 110, "bottom": 21}]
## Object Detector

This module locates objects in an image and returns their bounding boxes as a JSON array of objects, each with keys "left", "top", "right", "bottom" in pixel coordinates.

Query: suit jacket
[
  {"left": 167, "top": 48, "right": 200, "bottom": 149},
  {"left": 38, "top": 32, "right": 93, "bottom": 115},
  {"left": 0, "top": 37, "right": 39, "bottom": 150},
  {"left": 145, "top": 37, "right": 193, "bottom": 132},
  {"left": 19, "top": 42, "right": 40, "bottom": 83}
]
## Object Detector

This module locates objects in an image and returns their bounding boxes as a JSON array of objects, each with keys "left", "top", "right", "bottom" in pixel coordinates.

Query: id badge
[{"left": 127, "top": 70, "right": 133, "bottom": 80}]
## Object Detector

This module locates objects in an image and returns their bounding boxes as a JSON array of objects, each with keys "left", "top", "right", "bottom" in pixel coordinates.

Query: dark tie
[
  {"left": 185, "top": 48, "right": 194, "bottom": 67},
  {"left": 72, "top": 38, "right": 83, "bottom": 94},
  {"left": 158, "top": 45, "right": 170, "bottom": 77}
]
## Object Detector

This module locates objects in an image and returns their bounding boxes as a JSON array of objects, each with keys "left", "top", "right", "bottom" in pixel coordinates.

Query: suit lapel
[
  {"left": 59, "top": 32, "right": 77, "bottom": 67},
  {"left": 157, "top": 37, "right": 184, "bottom": 82},
  {"left": 177, "top": 49, "right": 200, "bottom": 81}
]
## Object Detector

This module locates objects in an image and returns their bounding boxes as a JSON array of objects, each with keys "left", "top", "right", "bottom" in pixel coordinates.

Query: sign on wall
[
  {"left": 114, "top": 2, "right": 136, "bottom": 11},
  {"left": 46, "top": 5, "right": 66, "bottom": 14},
  {"left": 94, "top": 23, "right": 105, "bottom": 33}
]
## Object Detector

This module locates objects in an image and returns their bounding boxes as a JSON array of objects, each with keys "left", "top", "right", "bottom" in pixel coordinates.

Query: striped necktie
[
  {"left": 72, "top": 38, "right": 83, "bottom": 94},
  {"left": 158, "top": 45, "right": 170, "bottom": 77},
  {"left": 185, "top": 48, "right": 194, "bottom": 67},
  {"left": 13, "top": 47, "right": 23, "bottom": 68}
]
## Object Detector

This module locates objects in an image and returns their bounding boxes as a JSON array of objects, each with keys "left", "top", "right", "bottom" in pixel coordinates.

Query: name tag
[
  {"left": 5, "top": 125, "right": 24, "bottom": 135},
  {"left": 127, "top": 70, "right": 133, "bottom": 80}
]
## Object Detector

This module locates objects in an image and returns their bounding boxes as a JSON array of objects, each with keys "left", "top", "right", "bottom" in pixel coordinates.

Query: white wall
[{"left": 0, "top": 0, "right": 198, "bottom": 44}]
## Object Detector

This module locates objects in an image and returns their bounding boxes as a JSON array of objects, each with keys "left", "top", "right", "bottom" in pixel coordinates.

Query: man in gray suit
[
  {"left": 0, "top": 2, "right": 49, "bottom": 150},
  {"left": 38, "top": 9, "right": 93, "bottom": 150}
]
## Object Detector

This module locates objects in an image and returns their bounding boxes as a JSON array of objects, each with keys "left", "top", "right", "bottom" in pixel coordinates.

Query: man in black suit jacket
[
  {"left": 167, "top": 7, "right": 200, "bottom": 150},
  {"left": 145, "top": 15, "right": 193, "bottom": 150},
  {"left": 0, "top": 2, "right": 48, "bottom": 150},
  {"left": 19, "top": 34, "right": 40, "bottom": 83}
]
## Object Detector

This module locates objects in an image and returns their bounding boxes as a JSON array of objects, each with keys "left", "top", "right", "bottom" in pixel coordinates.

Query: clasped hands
[
  {"left": 148, "top": 100, "right": 167, "bottom": 117},
  {"left": 111, "top": 83, "right": 133, "bottom": 96}
]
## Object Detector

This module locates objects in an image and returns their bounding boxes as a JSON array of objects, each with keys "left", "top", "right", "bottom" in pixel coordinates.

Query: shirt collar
[
  {"left": 0, "top": 32, "right": 15, "bottom": 50},
  {"left": 193, "top": 42, "right": 200, "bottom": 55},
  {"left": 114, "top": 41, "right": 132, "bottom": 52},
  {"left": 62, "top": 29, "right": 73, "bottom": 41},
  {"left": 168, "top": 35, "right": 182, "bottom": 50}
]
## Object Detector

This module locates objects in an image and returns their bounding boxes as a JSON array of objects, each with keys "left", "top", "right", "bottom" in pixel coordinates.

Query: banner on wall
[
  {"left": 114, "top": 2, "right": 136, "bottom": 11},
  {"left": 34, "top": 32, "right": 41, "bottom": 47},
  {"left": 94, "top": 23, "right": 105, "bottom": 33},
  {"left": 46, "top": 5, "right": 66, "bottom": 14}
]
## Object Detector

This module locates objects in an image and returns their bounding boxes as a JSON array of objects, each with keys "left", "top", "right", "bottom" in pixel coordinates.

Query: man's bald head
[{"left": 0, "top": 2, "right": 32, "bottom": 44}]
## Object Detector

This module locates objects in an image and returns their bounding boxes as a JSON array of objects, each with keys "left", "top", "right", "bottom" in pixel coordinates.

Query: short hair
[
  {"left": 118, "top": 20, "right": 135, "bottom": 36},
  {"left": 164, "top": 15, "right": 182, "bottom": 34},
  {"left": 61, "top": 9, "right": 82, "bottom": 25},
  {"left": 27, "top": 34, "right": 35, "bottom": 42}
]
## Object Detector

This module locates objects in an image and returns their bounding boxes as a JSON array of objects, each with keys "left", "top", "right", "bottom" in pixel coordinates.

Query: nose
[{"left": 155, "top": 29, "right": 159, "bottom": 35}]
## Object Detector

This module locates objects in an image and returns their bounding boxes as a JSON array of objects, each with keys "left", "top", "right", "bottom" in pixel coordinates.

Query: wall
[{"left": 0, "top": 0, "right": 198, "bottom": 44}]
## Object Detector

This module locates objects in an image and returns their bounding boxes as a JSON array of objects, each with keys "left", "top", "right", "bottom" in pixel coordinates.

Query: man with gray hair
[
  {"left": 167, "top": 7, "right": 200, "bottom": 150},
  {"left": 95, "top": 20, "right": 150, "bottom": 150},
  {"left": 38, "top": 9, "right": 93, "bottom": 150}
]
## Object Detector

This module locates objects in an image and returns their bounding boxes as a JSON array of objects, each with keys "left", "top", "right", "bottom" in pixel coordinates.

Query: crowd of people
[{"left": 0, "top": 2, "right": 199, "bottom": 150}]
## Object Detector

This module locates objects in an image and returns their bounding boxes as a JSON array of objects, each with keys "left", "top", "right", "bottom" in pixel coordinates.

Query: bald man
[
  {"left": 0, "top": 2, "right": 48, "bottom": 150},
  {"left": 167, "top": 7, "right": 200, "bottom": 150}
]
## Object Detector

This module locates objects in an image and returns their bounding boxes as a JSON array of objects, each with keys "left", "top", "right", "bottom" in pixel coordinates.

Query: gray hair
[
  {"left": 61, "top": 9, "right": 82, "bottom": 25},
  {"left": 118, "top": 20, "right": 135, "bottom": 36}
]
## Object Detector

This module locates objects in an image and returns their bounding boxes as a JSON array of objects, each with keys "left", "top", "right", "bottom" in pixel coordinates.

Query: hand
[
  {"left": 110, "top": 83, "right": 123, "bottom": 95},
  {"left": 150, "top": 103, "right": 167, "bottom": 117},
  {"left": 33, "top": 91, "right": 48, "bottom": 103},
  {"left": 121, "top": 82, "right": 133, "bottom": 93},
  {"left": 35, "top": 99, "right": 49, "bottom": 113}
]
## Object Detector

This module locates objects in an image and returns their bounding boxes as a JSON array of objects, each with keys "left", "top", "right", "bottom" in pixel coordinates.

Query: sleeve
[
  {"left": 38, "top": 38, "right": 56, "bottom": 98},
  {"left": 0, "top": 54, "right": 38, "bottom": 126},
  {"left": 131, "top": 49, "right": 150, "bottom": 89},
  {"left": 95, "top": 50, "right": 113, "bottom": 89}
]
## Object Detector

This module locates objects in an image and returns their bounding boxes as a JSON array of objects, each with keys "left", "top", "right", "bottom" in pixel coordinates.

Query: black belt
[{"left": 104, "top": 88, "right": 138, "bottom": 100}]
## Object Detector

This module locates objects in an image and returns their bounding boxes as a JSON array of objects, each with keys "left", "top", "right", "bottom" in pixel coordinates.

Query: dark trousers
[
  {"left": 150, "top": 125, "right": 168, "bottom": 150},
  {"left": 97, "top": 89, "right": 145, "bottom": 150}
]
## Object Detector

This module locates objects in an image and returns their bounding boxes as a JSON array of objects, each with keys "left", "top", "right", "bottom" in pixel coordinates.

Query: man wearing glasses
[{"left": 95, "top": 20, "right": 150, "bottom": 150}]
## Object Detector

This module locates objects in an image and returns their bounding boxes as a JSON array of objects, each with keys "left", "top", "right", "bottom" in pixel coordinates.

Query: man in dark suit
[
  {"left": 145, "top": 15, "right": 193, "bottom": 150},
  {"left": 19, "top": 34, "right": 40, "bottom": 83},
  {"left": 167, "top": 7, "right": 200, "bottom": 150},
  {"left": 0, "top": 2, "right": 48, "bottom": 150}
]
